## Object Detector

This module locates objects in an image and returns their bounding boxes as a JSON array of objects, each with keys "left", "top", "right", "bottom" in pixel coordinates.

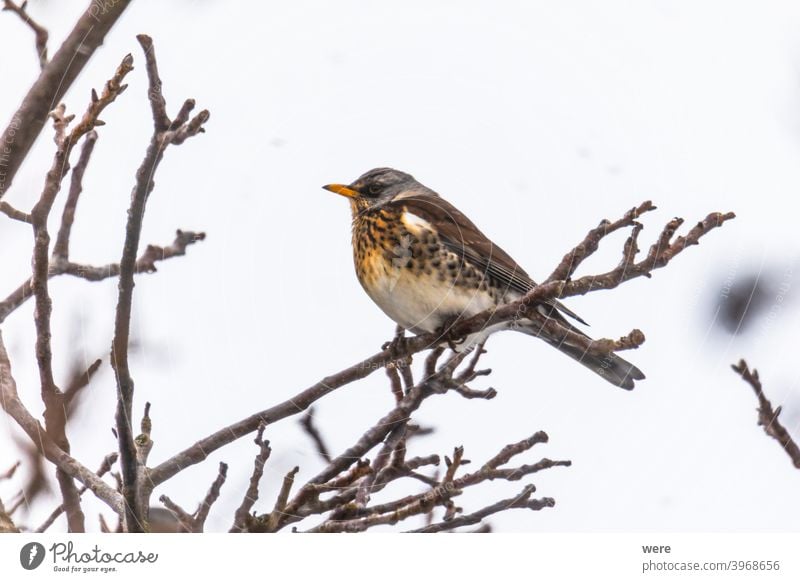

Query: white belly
[{"left": 363, "top": 265, "right": 498, "bottom": 335}]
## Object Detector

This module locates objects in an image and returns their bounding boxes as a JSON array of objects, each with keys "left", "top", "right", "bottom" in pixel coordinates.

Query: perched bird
[{"left": 324, "top": 168, "right": 645, "bottom": 389}]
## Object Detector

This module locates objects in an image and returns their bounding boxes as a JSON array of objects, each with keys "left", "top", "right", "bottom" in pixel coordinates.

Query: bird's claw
[
  {"left": 436, "top": 316, "right": 466, "bottom": 351},
  {"left": 382, "top": 326, "right": 408, "bottom": 356}
]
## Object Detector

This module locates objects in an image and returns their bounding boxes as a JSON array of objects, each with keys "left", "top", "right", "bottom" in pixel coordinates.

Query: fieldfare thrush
[{"left": 324, "top": 167, "right": 645, "bottom": 389}]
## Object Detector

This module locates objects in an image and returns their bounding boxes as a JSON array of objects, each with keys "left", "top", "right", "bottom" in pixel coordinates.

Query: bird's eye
[{"left": 367, "top": 184, "right": 382, "bottom": 196}]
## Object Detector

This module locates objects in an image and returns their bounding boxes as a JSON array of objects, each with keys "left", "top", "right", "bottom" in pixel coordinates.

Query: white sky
[{"left": 1, "top": 0, "right": 800, "bottom": 532}]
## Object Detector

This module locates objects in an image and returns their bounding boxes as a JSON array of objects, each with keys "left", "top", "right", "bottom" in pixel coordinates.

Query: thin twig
[
  {"left": 2, "top": 0, "right": 49, "bottom": 68},
  {"left": 408, "top": 484, "right": 553, "bottom": 532},
  {"left": 265, "top": 466, "right": 299, "bottom": 532},
  {"left": 354, "top": 423, "right": 408, "bottom": 507},
  {"left": 385, "top": 364, "right": 404, "bottom": 403},
  {"left": 52, "top": 131, "right": 98, "bottom": 261},
  {"left": 299, "top": 408, "right": 332, "bottom": 462},
  {"left": 732, "top": 360, "right": 800, "bottom": 469},
  {"left": 192, "top": 462, "right": 228, "bottom": 532},
  {"left": 310, "top": 432, "right": 567, "bottom": 533},
  {"left": 63, "top": 358, "right": 102, "bottom": 406},
  {"left": 0, "top": 201, "right": 32, "bottom": 223},
  {"left": 545, "top": 201, "right": 656, "bottom": 284},
  {"left": 230, "top": 424, "right": 271, "bottom": 532},
  {"left": 158, "top": 496, "right": 194, "bottom": 533}
]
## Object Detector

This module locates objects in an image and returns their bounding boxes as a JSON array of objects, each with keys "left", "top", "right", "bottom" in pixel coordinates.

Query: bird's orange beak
[{"left": 323, "top": 183, "right": 359, "bottom": 198}]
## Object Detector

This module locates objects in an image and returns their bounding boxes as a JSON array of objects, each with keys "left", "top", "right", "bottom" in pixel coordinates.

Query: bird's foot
[
  {"left": 436, "top": 316, "right": 467, "bottom": 351},
  {"left": 382, "top": 325, "right": 408, "bottom": 356}
]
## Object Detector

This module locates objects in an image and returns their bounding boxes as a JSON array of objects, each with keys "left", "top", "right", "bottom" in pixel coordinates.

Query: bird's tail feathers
[{"left": 517, "top": 318, "right": 645, "bottom": 390}]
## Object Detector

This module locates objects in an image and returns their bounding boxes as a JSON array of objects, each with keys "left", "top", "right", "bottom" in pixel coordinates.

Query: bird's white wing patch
[{"left": 400, "top": 210, "right": 433, "bottom": 235}]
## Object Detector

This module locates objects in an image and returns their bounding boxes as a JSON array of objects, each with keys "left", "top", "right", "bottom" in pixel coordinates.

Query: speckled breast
[{"left": 350, "top": 206, "right": 501, "bottom": 334}]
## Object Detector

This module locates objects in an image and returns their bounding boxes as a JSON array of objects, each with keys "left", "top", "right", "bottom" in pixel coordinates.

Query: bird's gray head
[{"left": 323, "top": 167, "right": 425, "bottom": 210}]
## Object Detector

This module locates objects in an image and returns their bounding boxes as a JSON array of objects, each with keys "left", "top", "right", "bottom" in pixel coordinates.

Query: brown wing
[{"left": 389, "top": 192, "right": 587, "bottom": 325}]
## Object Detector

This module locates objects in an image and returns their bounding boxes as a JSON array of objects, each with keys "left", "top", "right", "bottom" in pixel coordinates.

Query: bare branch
[
  {"left": 264, "top": 466, "right": 299, "bottom": 532},
  {"left": 408, "top": 484, "right": 553, "bottom": 532},
  {"left": 308, "top": 431, "right": 567, "bottom": 533},
  {"left": 0, "top": 230, "right": 205, "bottom": 324},
  {"left": 158, "top": 496, "right": 194, "bottom": 533},
  {"left": 157, "top": 463, "right": 227, "bottom": 533},
  {"left": 545, "top": 200, "right": 657, "bottom": 284},
  {"left": 2, "top": 0, "right": 49, "bottom": 68},
  {"left": 136, "top": 34, "right": 171, "bottom": 132},
  {"left": 385, "top": 364, "right": 404, "bottom": 403},
  {"left": 111, "top": 35, "right": 210, "bottom": 532},
  {"left": 483, "top": 432, "right": 549, "bottom": 469},
  {"left": 52, "top": 131, "right": 98, "bottom": 261},
  {"left": 0, "top": 201, "right": 32, "bottom": 223},
  {"left": 354, "top": 423, "right": 408, "bottom": 508},
  {"left": 145, "top": 204, "right": 732, "bottom": 507},
  {"left": 23, "top": 55, "right": 133, "bottom": 533},
  {"left": 147, "top": 345, "right": 429, "bottom": 487},
  {"left": 36, "top": 453, "right": 117, "bottom": 533},
  {"left": 443, "top": 446, "right": 465, "bottom": 484},
  {"left": 310, "top": 459, "right": 372, "bottom": 493},
  {"left": 0, "top": 0, "right": 131, "bottom": 200},
  {"left": 63, "top": 358, "right": 102, "bottom": 406},
  {"left": 732, "top": 360, "right": 800, "bottom": 469},
  {"left": 0, "top": 331, "right": 123, "bottom": 515},
  {"left": 299, "top": 408, "right": 332, "bottom": 462},
  {"left": 442, "top": 208, "right": 736, "bottom": 350},
  {"left": 135, "top": 402, "right": 153, "bottom": 468},
  {"left": 230, "top": 425, "right": 272, "bottom": 532},
  {"left": 192, "top": 462, "right": 228, "bottom": 531},
  {"left": 479, "top": 458, "right": 572, "bottom": 481}
]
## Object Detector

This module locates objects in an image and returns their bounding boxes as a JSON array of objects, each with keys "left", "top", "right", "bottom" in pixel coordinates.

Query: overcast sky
[{"left": 2, "top": 1, "right": 800, "bottom": 532}]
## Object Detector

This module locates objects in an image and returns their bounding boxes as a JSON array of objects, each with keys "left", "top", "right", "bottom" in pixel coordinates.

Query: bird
[{"left": 323, "top": 167, "right": 645, "bottom": 389}]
